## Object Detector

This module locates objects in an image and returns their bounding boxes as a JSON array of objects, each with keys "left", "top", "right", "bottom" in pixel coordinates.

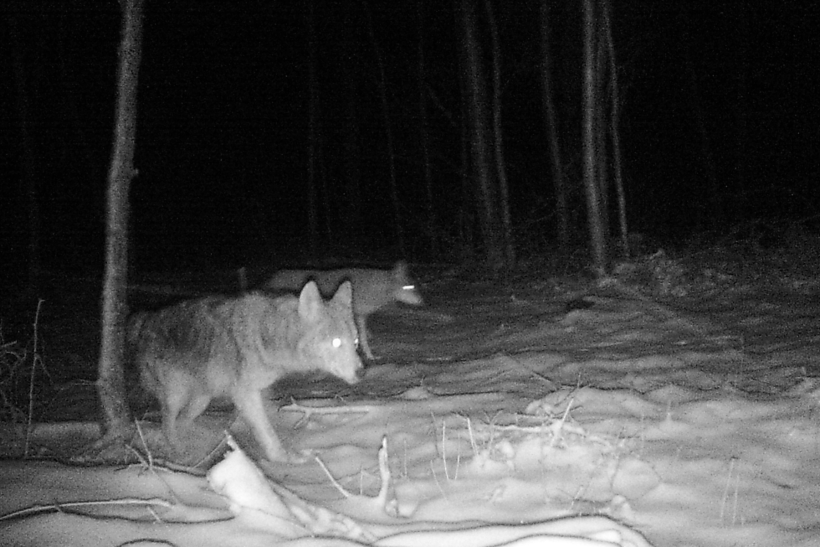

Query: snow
[{"left": 2, "top": 275, "right": 820, "bottom": 546}]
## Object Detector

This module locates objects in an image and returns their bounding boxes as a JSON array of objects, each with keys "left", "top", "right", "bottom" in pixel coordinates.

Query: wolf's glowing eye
[
  {"left": 332, "top": 338, "right": 342, "bottom": 348},
  {"left": 403, "top": 285, "right": 415, "bottom": 290}
]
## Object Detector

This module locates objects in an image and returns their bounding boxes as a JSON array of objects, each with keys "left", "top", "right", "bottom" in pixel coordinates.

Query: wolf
[
  {"left": 263, "top": 261, "right": 422, "bottom": 360},
  {"left": 127, "top": 281, "right": 363, "bottom": 463}
]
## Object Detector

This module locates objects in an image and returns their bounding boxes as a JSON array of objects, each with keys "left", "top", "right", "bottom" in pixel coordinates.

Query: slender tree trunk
[
  {"left": 457, "top": 0, "right": 504, "bottom": 270},
  {"left": 538, "top": 0, "right": 568, "bottom": 247},
  {"left": 417, "top": 0, "right": 438, "bottom": 256},
  {"left": 344, "top": 70, "right": 363, "bottom": 247},
  {"left": 364, "top": 0, "right": 405, "bottom": 256},
  {"left": 601, "top": 0, "right": 629, "bottom": 257},
  {"left": 95, "top": 0, "right": 142, "bottom": 450},
  {"left": 594, "top": 29, "right": 608, "bottom": 223},
  {"left": 458, "top": 94, "right": 473, "bottom": 259},
  {"left": 306, "top": 1, "right": 331, "bottom": 248},
  {"left": 9, "top": 15, "right": 41, "bottom": 290},
  {"left": 484, "top": 0, "right": 515, "bottom": 267},
  {"left": 305, "top": 0, "right": 320, "bottom": 255},
  {"left": 582, "top": 0, "right": 607, "bottom": 276}
]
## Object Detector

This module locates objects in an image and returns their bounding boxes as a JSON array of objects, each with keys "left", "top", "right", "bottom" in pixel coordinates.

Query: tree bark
[
  {"left": 305, "top": 0, "right": 320, "bottom": 254},
  {"left": 417, "top": 0, "right": 438, "bottom": 255},
  {"left": 95, "top": 0, "right": 143, "bottom": 448},
  {"left": 344, "top": 67, "right": 363, "bottom": 247},
  {"left": 594, "top": 26, "right": 609, "bottom": 226},
  {"left": 582, "top": 0, "right": 607, "bottom": 276},
  {"left": 364, "top": 0, "right": 405, "bottom": 255},
  {"left": 601, "top": 0, "right": 629, "bottom": 257},
  {"left": 538, "top": 0, "right": 569, "bottom": 247},
  {"left": 457, "top": 0, "right": 504, "bottom": 270},
  {"left": 484, "top": 0, "right": 515, "bottom": 268}
]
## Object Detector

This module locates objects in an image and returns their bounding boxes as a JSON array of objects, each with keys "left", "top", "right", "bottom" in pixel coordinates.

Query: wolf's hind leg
[
  {"left": 160, "top": 396, "right": 184, "bottom": 454},
  {"left": 232, "top": 387, "right": 289, "bottom": 462},
  {"left": 177, "top": 391, "right": 212, "bottom": 426},
  {"left": 160, "top": 379, "right": 209, "bottom": 453}
]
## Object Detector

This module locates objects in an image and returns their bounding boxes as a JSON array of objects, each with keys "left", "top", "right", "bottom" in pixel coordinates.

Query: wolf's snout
[{"left": 342, "top": 364, "right": 365, "bottom": 384}]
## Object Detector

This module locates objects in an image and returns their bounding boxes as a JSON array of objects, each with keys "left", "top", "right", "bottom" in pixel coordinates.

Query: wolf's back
[{"left": 265, "top": 269, "right": 347, "bottom": 296}]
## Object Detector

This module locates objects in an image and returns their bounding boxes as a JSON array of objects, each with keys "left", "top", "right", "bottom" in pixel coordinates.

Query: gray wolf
[
  {"left": 263, "top": 261, "right": 422, "bottom": 359},
  {"left": 128, "top": 281, "right": 362, "bottom": 462}
]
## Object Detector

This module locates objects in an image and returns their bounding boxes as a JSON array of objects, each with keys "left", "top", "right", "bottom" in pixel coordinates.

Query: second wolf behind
[
  {"left": 128, "top": 281, "right": 363, "bottom": 463},
  {"left": 263, "top": 261, "right": 423, "bottom": 359}
]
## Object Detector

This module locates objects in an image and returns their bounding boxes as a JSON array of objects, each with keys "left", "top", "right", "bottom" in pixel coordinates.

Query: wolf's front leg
[
  {"left": 232, "top": 387, "right": 291, "bottom": 463},
  {"left": 356, "top": 314, "right": 375, "bottom": 360}
]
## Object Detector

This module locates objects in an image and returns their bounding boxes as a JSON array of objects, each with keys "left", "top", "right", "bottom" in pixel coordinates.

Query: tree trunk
[
  {"left": 344, "top": 68, "right": 363, "bottom": 248},
  {"left": 538, "top": 0, "right": 569, "bottom": 247},
  {"left": 95, "top": 0, "right": 143, "bottom": 451},
  {"left": 484, "top": 0, "right": 515, "bottom": 268},
  {"left": 364, "top": 0, "right": 405, "bottom": 256},
  {"left": 417, "top": 0, "right": 438, "bottom": 256},
  {"left": 601, "top": 0, "right": 629, "bottom": 257},
  {"left": 457, "top": 0, "right": 504, "bottom": 271},
  {"left": 305, "top": 0, "right": 320, "bottom": 255},
  {"left": 458, "top": 93, "right": 474, "bottom": 260},
  {"left": 594, "top": 28, "right": 609, "bottom": 227},
  {"left": 582, "top": 0, "right": 607, "bottom": 276}
]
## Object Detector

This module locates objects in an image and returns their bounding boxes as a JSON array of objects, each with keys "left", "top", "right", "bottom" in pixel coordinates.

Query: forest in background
[{"left": 3, "top": 0, "right": 818, "bottom": 280}]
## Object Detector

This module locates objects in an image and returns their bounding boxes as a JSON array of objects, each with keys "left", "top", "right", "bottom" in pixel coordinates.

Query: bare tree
[
  {"left": 594, "top": 17, "right": 609, "bottom": 230},
  {"left": 343, "top": 64, "right": 364, "bottom": 247},
  {"left": 582, "top": 0, "right": 607, "bottom": 276},
  {"left": 417, "top": 0, "right": 438, "bottom": 255},
  {"left": 484, "top": 0, "right": 515, "bottom": 267},
  {"left": 538, "top": 0, "right": 569, "bottom": 247},
  {"left": 363, "top": 0, "right": 405, "bottom": 256},
  {"left": 93, "top": 0, "right": 143, "bottom": 454},
  {"left": 305, "top": 0, "right": 320, "bottom": 254},
  {"left": 456, "top": 0, "right": 505, "bottom": 271},
  {"left": 601, "top": 0, "right": 629, "bottom": 257}
]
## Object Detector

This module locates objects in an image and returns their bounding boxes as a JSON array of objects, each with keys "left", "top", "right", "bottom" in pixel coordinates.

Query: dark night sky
[{"left": 2, "top": 0, "right": 819, "bottom": 278}]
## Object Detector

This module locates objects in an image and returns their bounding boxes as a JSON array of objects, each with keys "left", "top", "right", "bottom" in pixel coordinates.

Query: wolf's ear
[
  {"left": 298, "top": 281, "right": 324, "bottom": 321},
  {"left": 393, "top": 260, "right": 408, "bottom": 278},
  {"left": 332, "top": 280, "right": 353, "bottom": 308}
]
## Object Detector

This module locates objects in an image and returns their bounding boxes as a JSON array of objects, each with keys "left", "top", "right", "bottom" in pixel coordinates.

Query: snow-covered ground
[{"left": 2, "top": 267, "right": 820, "bottom": 547}]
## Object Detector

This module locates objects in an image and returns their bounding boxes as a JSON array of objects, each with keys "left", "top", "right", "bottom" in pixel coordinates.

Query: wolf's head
[
  {"left": 297, "top": 280, "right": 364, "bottom": 384},
  {"left": 392, "top": 261, "right": 423, "bottom": 306}
]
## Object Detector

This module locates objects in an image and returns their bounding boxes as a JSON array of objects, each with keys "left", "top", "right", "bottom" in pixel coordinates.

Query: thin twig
[
  {"left": 0, "top": 498, "right": 174, "bottom": 522},
  {"left": 25, "top": 299, "right": 44, "bottom": 458},
  {"left": 314, "top": 455, "right": 353, "bottom": 499}
]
